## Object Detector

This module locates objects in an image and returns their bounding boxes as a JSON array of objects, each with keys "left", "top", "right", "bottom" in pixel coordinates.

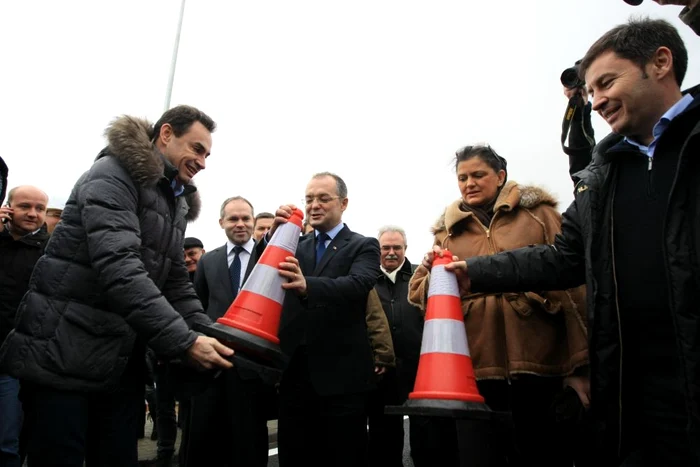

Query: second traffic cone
[
  {"left": 386, "top": 250, "right": 490, "bottom": 418},
  {"left": 196, "top": 208, "right": 304, "bottom": 371}
]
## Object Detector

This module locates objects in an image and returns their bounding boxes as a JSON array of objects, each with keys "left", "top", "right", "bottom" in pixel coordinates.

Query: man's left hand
[{"left": 279, "top": 256, "right": 307, "bottom": 297}]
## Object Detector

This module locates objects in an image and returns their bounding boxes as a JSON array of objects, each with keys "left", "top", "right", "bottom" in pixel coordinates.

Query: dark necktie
[
  {"left": 229, "top": 245, "right": 243, "bottom": 299},
  {"left": 316, "top": 233, "right": 330, "bottom": 266}
]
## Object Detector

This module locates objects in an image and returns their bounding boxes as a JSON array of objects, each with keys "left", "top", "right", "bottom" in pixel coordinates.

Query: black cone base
[
  {"left": 385, "top": 398, "right": 494, "bottom": 420},
  {"left": 194, "top": 322, "right": 287, "bottom": 382}
]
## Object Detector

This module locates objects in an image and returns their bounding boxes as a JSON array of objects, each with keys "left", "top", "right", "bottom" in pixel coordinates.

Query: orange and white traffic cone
[
  {"left": 197, "top": 208, "right": 304, "bottom": 371},
  {"left": 386, "top": 250, "right": 490, "bottom": 418}
]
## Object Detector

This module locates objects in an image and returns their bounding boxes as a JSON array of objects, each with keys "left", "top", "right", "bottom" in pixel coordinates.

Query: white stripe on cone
[
  {"left": 427, "top": 265, "right": 460, "bottom": 298},
  {"left": 419, "top": 319, "right": 470, "bottom": 356},
  {"left": 268, "top": 222, "right": 301, "bottom": 252},
  {"left": 241, "top": 263, "right": 286, "bottom": 305}
]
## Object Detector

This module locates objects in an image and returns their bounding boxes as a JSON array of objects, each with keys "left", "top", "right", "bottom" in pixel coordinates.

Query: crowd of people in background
[{"left": 1, "top": 4, "right": 700, "bottom": 467}]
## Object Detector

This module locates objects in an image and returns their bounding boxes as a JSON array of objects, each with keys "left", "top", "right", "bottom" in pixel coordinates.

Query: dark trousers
[
  {"left": 278, "top": 349, "right": 369, "bottom": 467},
  {"left": 180, "top": 368, "right": 271, "bottom": 467},
  {"left": 366, "top": 369, "right": 404, "bottom": 467},
  {"left": 21, "top": 383, "right": 143, "bottom": 467},
  {"left": 153, "top": 363, "right": 177, "bottom": 458}
]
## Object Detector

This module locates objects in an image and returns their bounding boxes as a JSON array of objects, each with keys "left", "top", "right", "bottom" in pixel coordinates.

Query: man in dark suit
[
  {"left": 270, "top": 172, "right": 380, "bottom": 467},
  {"left": 181, "top": 196, "right": 273, "bottom": 467}
]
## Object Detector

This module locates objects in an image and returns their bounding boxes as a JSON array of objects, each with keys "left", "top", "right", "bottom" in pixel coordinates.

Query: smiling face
[
  {"left": 457, "top": 157, "right": 505, "bottom": 208},
  {"left": 585, "top": 50, "right": 669, "bottom": 145},
  {"left": 304, "top": 175, "right": 347, "bottom": 233},
  {"left": 219, "top": 199, "right": 254, "bottom": 245},
  {"left": 184, "top": 246, "right": 204, "bottom": 273},
  {"left": 157, "top": 121, "right": 212, "bottom": 184}
]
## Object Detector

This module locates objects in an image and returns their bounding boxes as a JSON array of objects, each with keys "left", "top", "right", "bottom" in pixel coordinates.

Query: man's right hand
[
  {"left": 186, "top": 335, "right": 234, "bottom": 370},
  {"left": 266, "top": 204, "right": 297, "bottom": 240},
  {"left": 563, "top": 86, "right": 588, "bottom": 103}
]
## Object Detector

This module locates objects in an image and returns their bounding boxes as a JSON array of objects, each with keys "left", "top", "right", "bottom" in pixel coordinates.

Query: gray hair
[
  {"left": 219, "top": 196, "right": 254, "bottom": 218},
  {"left": 377, "top": 225, "right": 407, "bottom": 246}
]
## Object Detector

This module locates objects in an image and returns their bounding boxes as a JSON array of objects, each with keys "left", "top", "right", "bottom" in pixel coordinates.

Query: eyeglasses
[{"left": 302, "top": 195, "right": 340, "bottom": 205}]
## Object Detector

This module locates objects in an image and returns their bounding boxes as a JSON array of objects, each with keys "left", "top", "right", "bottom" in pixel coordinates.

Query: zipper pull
[
  {"left": 648, "top": 157, "right": 653, "bottom": 171},
  {"left": 486, "top": 229, "right": 490, "bottom": 239}
]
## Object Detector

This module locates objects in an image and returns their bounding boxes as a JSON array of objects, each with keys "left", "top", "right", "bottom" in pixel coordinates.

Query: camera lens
[{"left": 561, "top": 65, "right": 584, "bottom": 89}]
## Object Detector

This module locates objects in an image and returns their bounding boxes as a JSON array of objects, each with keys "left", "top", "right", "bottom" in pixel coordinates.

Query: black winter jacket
[
  {"left": 466, "top": 93, "right": 700, "bottom": 463},
  {"left": 374, "top": 260, "right": 423, "bottom": 400},
  {"left": 0, "top": 226, "right": 50, "bottom": 346},
  {"left": 0, "top": 116, "right": 211, "bottom": 391}
]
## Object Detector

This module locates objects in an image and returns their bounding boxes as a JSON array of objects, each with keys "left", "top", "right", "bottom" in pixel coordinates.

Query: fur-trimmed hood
[
  {"left": 433, "top": 181, "right": 558, "bottom": 234},
  {"left": 99, "top": 115, "right": 201, "bottom": 222}
]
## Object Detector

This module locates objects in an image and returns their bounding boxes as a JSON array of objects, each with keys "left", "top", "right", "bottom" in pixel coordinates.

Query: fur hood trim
[
  {"left": 432, "top": 181, "right": 558, "bottom": 234},
  {"left": 101, "top": 115, "right": 201, "bottom": 222}
]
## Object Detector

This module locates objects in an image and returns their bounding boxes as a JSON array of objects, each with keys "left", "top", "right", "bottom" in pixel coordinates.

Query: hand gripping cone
[
  {"left": 386, "top": 250, "right": 491, "bottom": 419},
  {"left": 195, "top": 208, "right": 304, "bottom": 371}
]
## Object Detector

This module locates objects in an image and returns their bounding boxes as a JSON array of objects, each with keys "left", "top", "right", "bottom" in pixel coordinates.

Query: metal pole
[{"left": 164, "top": 0, "right": 186, "bottom": 112}]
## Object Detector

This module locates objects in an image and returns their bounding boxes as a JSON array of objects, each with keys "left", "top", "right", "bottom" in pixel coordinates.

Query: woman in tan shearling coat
[{"left": 409, "top": 144, "right": 590, "bottom": 467}]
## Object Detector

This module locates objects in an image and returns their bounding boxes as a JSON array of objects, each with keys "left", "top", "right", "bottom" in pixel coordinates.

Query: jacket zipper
[
  {"left": 480, "top": 214, "right": 511, "bottom": 384},
  {"left": 610, "top": 188, "right": 624, "bottom": 457}
]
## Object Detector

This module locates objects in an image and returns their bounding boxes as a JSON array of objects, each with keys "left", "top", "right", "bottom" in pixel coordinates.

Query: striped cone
[
  {"left": 386, "top": 250, "right": 490, "bottom": 418},
  {"left": 196, "top": 208, "right": 304, "bottom": 371}
]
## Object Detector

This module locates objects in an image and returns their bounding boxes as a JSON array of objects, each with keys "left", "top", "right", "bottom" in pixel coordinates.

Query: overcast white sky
[{"left": 1, "top": 1, "right": 698, "bottom": 258}]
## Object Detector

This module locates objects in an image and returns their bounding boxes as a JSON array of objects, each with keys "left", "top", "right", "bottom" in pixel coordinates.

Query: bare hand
[
  {"left": 267, "top": 204, "right": 297, "bottom": 240},
  {"left": 445, "top": 260, "right": 471, "bottom": 296},
  {"left": 374, "top": 366, "right": 386, "bottom": 375},
  {"left": 0, "top": 206, "right": 13, "bottom": 225},
  {"left": 279, "top": 256, "right": 307, "bottom": 297},
  {"left": 186, "top": 336, "right": 234, "bottom": 370},
  {"left": 564, "top": 86, "right": 588, "bottom": 103},
  {"left": 421, "top": 245, "right": 450, "bottom": 270},
  {"left": 563, "top": 375, "right": 591, "bottom": 409}
]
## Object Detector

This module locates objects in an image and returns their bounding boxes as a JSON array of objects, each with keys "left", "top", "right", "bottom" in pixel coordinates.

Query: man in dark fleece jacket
[
  {"left": 424, "top": 18, "right": 700, "bottom": 467},
  {"left": 0, "top": 105, "right": 234, "bottom": 467}
]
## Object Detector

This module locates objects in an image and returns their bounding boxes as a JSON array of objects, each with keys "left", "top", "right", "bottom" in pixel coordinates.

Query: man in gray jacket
[{"left": 0, "top": 105, "right": 233, "bottom": 467}]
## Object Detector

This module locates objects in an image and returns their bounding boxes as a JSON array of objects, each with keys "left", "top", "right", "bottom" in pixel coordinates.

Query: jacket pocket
[{"left": 504, "top": 292, "right": 562, "bottom": 317}]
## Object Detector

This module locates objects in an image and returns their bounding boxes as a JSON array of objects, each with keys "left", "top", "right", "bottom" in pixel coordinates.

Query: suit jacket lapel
[
  {"left": 243, "top": 240, "right": 258, "bottom": 283},
  {"left": 313, "top": 225, "right": 350, "bottom": 275},
  {"left": 298, "top": 233, "right": 315, "bottom": 276},
  {"left": 216, "top": 245, "right": 235, "bottom": 298}
]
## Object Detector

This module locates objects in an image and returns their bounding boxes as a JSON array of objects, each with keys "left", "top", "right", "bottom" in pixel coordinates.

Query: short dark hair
[
  {"left": 579, "top": 17, "right": 687, "bottom": 87},
  {"left": 454, "top": 144, "right": 508, "bottom": 184},
  {"left": 152, "top": 105, "right": 216, "bottom": 142},
  {"left": 311, "top": 172, "right": 348, "bottom": 198},
  {"left": 254, "top": 212, "right": 274, "bottom": 223},
  {"left": 219, "top": 196, "right": 254, "bottom": 219}
]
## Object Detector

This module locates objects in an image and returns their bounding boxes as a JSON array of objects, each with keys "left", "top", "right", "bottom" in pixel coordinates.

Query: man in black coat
[
  {"left": 181, "top": 196, "right": 273, "bottom": 467},
  {"left": 366, "top": 225, "right": 425, "bottom": 467},
  {"left": 270, "top": 172, "right": 380, "bottom": 467},
  {"left": 0, "top": 105, "right": 234, "bottom": 467},
  {"left": 429, "top": 18, "right": 700, "bottom": 467},
  {"left": 0, "top": 185, "right": 49, "bottom": 467}
]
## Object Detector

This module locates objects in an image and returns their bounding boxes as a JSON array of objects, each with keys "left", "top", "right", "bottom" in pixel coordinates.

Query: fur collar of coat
[{"left": 433, "top": 181, "right": 558, "bottom": 235}]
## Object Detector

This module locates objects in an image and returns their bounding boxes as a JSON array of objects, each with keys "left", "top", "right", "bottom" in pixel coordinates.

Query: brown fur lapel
[
  {"left": 432, "top": 181, "right": 558, "bottom": 234},
  {"left": 102, "top": 115, "right": 201, "bottom": 222}
]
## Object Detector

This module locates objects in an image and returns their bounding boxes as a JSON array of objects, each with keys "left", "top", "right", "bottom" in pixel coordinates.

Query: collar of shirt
[
  {"left": 170, "top": 178, "right": 185, "bottom": 197},
  {"left": 625, "top": 93, "right": 694, "bottom": 158},
  {"left": 315, "top": 222, "right": 344, "bottom": 244},
  {"left": 380, "top": 259, "right": 405, "bottom": 284},
  {"left": 227, "top": 237, "right": 255, "bottom": 257}
]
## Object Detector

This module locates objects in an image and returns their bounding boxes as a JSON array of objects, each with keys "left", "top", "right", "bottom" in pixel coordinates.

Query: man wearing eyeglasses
[
  {"left": 267, "top": 171, "right": 380, "bottom": 467},
  {"left": 367, "top": 226, "right": 430, "bottom": 467}
]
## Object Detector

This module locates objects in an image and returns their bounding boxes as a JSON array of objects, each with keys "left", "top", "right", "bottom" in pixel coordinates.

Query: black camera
[{"left": 561, "top": 60, "right": 584, "bottom": 89}]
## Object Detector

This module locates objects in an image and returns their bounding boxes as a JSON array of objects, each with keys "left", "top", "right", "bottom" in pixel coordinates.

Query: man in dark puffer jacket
[{"left": 0, "top": 105, "right": 234, "bottom": 467}]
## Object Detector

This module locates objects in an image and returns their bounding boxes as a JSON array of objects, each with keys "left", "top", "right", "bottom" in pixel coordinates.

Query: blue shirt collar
[
  {"left": 170, "top": 178, "right": 185, "bottom": 197},
  {"left": 625, "top": 94, "right": 694, "bottom": 157},
  {"left": 316, "top": 222, "right": 344, "bottom": 241}
]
